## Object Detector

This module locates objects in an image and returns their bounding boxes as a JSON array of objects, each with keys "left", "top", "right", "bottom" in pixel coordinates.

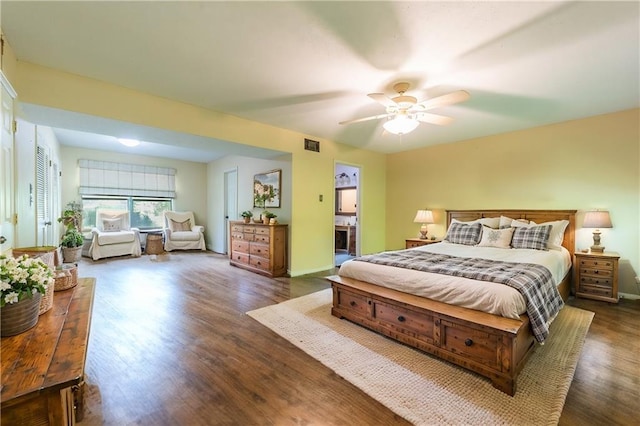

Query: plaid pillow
[
  {"left": 511, "top": 224, "right": 552, "bottom": 250},
  {"left": 444, "top": 222, "right": 482, "bottom": 245}
]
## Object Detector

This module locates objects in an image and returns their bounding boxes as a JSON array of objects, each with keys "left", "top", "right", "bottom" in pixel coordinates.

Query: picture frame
[{"left": 253, "top": 169, "right": 281, "bottom": 208}]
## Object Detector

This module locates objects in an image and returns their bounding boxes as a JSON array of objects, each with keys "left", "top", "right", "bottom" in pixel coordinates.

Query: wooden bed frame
[{"left": 327, "top": 209, "right": 576, "bottom": 396}]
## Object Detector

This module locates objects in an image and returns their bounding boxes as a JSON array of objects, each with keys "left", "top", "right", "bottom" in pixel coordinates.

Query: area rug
[{"left": 247, "top": 289, "right": 594, "bottom": 425}]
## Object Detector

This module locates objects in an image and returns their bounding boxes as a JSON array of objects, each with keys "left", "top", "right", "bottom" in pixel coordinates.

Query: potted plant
[
  {"left": 0, "top": 254, "right": 54, "bottom": 336},
  {"left": 241, "top": 210, "right": 253, "bottom": 223},
  {"left": 60, "top": 229, "right": 84, "bottom": 263},
  {"left": 58, "top": 202, "right": 84, "bottom": 263},
  {"left": 263, "top": 211, "right": 277, "bottom": 225}
]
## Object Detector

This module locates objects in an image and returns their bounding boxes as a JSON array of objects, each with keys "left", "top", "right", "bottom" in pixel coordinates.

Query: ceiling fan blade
[
  {"left": 415, "top": 90, "right": 470, "bottom": 111},
  {"left": 368, "top": 93, "right": 398, "bottom": 108},
  {"left": 339, "top": 113, "right": 391, "bottom": 125},
  {"left": 415, "top": 112, "right": 454, "bottom": 126}
]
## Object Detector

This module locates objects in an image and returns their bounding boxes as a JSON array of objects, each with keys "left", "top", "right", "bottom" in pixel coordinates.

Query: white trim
[
  {"left": 618, "top": 292, "right": 640, "bottom": 300},
  {"left": 0, "top": 71, "right": 17, "bottom": 99}
]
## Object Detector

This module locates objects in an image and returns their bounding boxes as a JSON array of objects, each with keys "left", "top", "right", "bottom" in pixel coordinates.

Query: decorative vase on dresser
[{"left": 229, "top": 221, "right": 288, "bottom": 277}]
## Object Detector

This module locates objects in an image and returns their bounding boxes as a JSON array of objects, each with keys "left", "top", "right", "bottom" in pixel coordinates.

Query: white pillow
[
  {"left": 530, "top": 220, "right": 570, "bottom": 251},
  {"left": 499, "top": 216, "right": 529, "bottom": 229},
  {"left": 477, "top": 226, "right": 515, "bottom": 249},
  {"left": 452, "top": 217, "right": 500, "bottom": 229},
  {"left": 102, "top": 218, "right": 122, "bottom": 232}
]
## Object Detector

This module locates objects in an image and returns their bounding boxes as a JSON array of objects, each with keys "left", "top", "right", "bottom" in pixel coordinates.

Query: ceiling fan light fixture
[
  {"left": 383, "top": 115, "right": 419, "bottom": 135},
  {"left": 118, "top": 138, "right": 140, "bottom": 147}
]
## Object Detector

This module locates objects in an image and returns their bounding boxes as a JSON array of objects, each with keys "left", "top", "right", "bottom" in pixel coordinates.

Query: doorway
[
  {"left": 334, "top": 163, "right": 360, "bottom": 267},
  {"left": 223, "top": 168, "right": 238, "bottom": 255}
]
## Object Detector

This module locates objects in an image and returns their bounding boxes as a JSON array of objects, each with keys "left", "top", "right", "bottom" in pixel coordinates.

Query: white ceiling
[{"left": 2, "top": 1, "right": 638, "bottom": 162}]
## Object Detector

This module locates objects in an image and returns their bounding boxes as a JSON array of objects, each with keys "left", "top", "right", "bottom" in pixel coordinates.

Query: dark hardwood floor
[{"left": 76, "top": 251, "right": 639, "bottom": 425}]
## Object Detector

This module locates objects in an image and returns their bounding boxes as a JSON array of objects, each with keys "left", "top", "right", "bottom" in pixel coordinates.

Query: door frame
[
  {"left": 334, "top": 162, "right": 361, "bottom": 264},
  {"left": 223, "top": 168, "right": 238, "bottom": 255}
]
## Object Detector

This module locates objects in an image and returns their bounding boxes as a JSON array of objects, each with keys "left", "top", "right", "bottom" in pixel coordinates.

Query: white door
[
  {"left": 36, "top": 144, "right": 54, "bottom": 246},
  {"left": 223, "top": 169, "right": 238, "bottom": 255},
  {"left": 14, "top": 118, "right": 37, "bottom": 247},
  {"left": 0, "top": 72, "right": 16, "bottom": 254}
]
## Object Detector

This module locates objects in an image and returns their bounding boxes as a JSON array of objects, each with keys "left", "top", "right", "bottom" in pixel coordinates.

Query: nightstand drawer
[
  {"left": 578, "top": 258, "right": 614, "bottom": 270},
  {"left": 406, "top": 240, "right": 426, "bottom": 248},
  {"left": 580, "top": 267, "right": 613, "bottom": 278},
  {"left": 578, "top": 284, "right": 613, "bottom": 298},
  {"left": 579, "top": 275, "right": 613, "bottom": 287}
]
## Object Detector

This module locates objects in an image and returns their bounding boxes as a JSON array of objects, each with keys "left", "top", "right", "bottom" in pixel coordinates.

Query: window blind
[{"left": 79, "top": 160, "right": 176, "bottom": 198}]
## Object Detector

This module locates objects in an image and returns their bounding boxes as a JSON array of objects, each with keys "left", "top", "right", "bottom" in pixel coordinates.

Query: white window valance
[{"left": 79, "top": 160, "right": 176, "bottom": 198}]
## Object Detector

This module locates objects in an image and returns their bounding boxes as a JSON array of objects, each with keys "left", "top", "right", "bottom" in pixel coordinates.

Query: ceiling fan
[{"left": 339, "top": 82, "right": 470, "bottom": 135}]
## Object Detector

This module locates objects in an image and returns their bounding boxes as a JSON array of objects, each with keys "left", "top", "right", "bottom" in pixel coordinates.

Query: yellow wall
[
  {"left": 387, "top": 109, "right": 640, "bottom": 295},
  {"left": 14, "top": 61, "right": 387, "bottom": 275}
]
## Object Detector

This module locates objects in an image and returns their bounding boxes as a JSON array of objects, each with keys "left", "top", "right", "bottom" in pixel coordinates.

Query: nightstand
[
  {"left": 406, "top": 238, "right": 441, "bottom": 249},
  {"left": 574, "top": 251, "right": 620, "bottom": 303}
]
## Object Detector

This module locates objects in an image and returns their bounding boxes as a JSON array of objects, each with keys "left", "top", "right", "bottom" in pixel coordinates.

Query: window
[
  {"left": 82, "top": 197, "right": 173, "bottom": 231},
  {"left": 78, "top": 159, "right": 176, "bottom": 231}
]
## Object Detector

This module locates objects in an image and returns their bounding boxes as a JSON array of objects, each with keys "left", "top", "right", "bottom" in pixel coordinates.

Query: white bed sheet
[{"left": 337, "top": 242, "right": 571, "bottom": 319}]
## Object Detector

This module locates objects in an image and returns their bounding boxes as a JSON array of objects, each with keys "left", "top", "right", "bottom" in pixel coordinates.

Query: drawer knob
[
  {"left": 350, "top": 301, "right": 356, "bottom": 307},
  {"left": 594, "top": 270, "right": 599, "bottom": 274},
  {"left": 397, "top": 315, "right": 406, "bottom": 322},
  {"left": 465, "top": 338, "right": 473, "bottom": 347}
]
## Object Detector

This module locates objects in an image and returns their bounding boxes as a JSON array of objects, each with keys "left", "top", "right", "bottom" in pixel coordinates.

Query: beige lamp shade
[
  {"left": 583, "top": 211, "right": 612, "bottom": 229},
  {"left": 413, "top": 210, "right": 434, "bottom": 240},
  {"left": 583, "top": 210, "right": 612, "bottom": 253}
]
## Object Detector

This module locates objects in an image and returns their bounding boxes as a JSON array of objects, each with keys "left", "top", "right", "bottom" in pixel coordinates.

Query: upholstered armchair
[
  {"left": 89, "top": 210, "right": 142, "bottom": 260},
  {"left": 163, "top": 211, "right": 206, "bottom": 252}
]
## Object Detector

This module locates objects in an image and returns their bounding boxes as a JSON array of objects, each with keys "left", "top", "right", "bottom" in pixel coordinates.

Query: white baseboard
[{"left": 619, "top": 292, "right": 640, "bottom": 300}]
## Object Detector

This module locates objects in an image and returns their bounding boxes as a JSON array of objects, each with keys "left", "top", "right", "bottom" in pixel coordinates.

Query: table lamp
[
  {"left": 583, "top": 210, "right": 612, "bottom": 253},
  {"left": 413, "top": 210, "right": 434, "bottom": 239}
]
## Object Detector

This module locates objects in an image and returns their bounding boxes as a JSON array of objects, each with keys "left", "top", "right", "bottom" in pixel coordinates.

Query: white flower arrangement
[{"left": 0, "top": 254, "right": 54, "bottom": 307}]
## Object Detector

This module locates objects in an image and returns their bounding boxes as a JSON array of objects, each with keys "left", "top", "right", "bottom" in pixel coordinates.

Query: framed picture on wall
[{"left": 253, "top": 169, "right": 281, "bottom": 208}]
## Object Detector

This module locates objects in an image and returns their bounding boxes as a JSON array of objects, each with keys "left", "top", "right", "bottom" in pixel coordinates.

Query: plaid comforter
[{"left": 354, "top": 250, "right": 564, "bottom": 343}]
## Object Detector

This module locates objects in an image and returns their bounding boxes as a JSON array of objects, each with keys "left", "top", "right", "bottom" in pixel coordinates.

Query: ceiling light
[
  {"left": 118, "top": 138, "right": 140, "bottom": 147},
  {"left": 382, "top": 114, "right": 419, "bottom": 135}
]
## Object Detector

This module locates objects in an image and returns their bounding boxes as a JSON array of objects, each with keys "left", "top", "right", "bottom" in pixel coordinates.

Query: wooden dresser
[
  {"left": 229, "top": 221, "right": 288, "bottom": 277},
  {"left": 574, "top": 251, "right": 619, "bottom": 303}
]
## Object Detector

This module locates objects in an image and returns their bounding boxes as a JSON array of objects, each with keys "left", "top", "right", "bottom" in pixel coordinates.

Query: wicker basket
[
  {"left": 145, "top": 234, "right": 164, "bottom": 255},
  {"left": 54, "top": 267, "right": 77, "bottom": 291},
  {"left": 38, "top": 282, "right": 54, "bottom": 315}
]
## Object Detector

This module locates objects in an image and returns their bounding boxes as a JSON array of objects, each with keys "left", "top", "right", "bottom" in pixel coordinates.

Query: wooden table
[{"left": 1, "top": 278, "right": 96, "bottom": 426}]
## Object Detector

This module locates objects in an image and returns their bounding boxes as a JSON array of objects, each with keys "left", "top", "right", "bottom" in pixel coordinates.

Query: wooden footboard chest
[{"left": 327, "top": 275, "right": 536, "bottom": 395}]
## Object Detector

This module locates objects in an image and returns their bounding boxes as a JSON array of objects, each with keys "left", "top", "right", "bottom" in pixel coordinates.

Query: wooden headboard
[{"left": 446, "top": 209, "right": 577, "bottom": 258}]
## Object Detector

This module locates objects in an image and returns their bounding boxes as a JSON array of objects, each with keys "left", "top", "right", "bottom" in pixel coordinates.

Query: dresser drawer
[
  {"left": 249, "top": 256, "right": 270, "bottom": 271},
  {"left": 231, "top": 251, "right": 249, "bottom": 264},
  {"left": 578, "top": 258, "right": 614, "bottom": 271},
  {"left": 231, "top": 224, "right": 245, "bottom": 233},
  {"left": 254, "top": 234, "right": 270, "bottom": 243},
  {"left": 255, "top": 227, "right": 270, "bottom": 236},
  {"left": 250, "top": 243, "right": 270, "bottom": 258},
  {"left": 372, "top": 300, "right": 435, "bottom": 343},
  {"left": 441, "top": 320, "right": 499, "bottom": 368},
  {"left": 231, "top": 240, "right": 249, "bottom": 253}
]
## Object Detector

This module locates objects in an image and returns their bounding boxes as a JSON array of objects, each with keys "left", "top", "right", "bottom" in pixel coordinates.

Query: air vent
[{"left": 304, "top": 138, "right": 320, "bottom": 153}]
